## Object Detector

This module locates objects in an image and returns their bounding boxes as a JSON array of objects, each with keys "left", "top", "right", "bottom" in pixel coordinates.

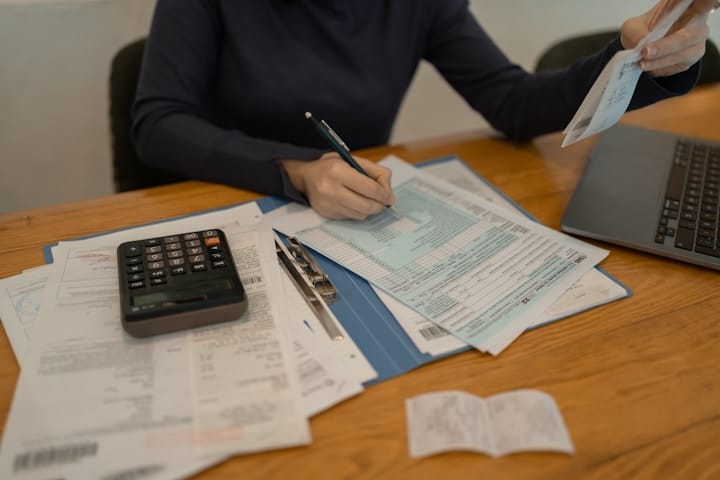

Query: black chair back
[{"left": 109, "top": 38, "right": 185, "bottom": 192}]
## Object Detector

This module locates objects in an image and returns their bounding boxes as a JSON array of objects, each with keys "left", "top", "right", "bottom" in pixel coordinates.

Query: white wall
[
  {"left": 0, "top": 0, "right": 155, "bottom": 213},
  {"left": 1, "top": 0, "right": 719, "bottom": 213}
]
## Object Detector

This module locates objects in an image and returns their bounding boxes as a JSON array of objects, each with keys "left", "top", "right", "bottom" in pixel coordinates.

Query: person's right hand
[{"left": 281, "top": 153, "right": 395, "bottom": 220}]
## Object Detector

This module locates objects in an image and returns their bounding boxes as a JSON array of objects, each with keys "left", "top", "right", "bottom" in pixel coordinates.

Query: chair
[
  {"left": 109, "top": 38, "right": 185, "bottom": 192},
  {"left": 535, "top": 30, "right": 720, "bottom": 86}
]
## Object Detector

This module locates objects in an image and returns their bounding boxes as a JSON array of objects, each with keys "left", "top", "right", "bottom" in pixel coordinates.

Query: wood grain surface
[{"left": 1, "top": 85, "right": 719, "bottom": 480}]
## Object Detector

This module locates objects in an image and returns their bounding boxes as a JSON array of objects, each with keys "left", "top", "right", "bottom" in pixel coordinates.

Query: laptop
[{"left": 561, "top": 123, "right": 720, "bottom": 270}]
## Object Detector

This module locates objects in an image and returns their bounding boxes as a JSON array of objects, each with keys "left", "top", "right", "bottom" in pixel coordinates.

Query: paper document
[
  {"left": 0, "top": 222, "right": 311, "bottom": 479},
  {"left": 377, "top": 158, "right": 628, "bottom": 356},
  {"left": 405, "top": 389, "right": 574, "bottom": 458},
  {"left": 266, "top": 156, "right": 608, "bottom": 354},
  {"left": 562, "top": 0, "right": 692, "bottom": 147}
]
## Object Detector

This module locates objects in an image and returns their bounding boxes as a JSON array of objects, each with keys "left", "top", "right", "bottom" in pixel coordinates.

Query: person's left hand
[{"left": 620, "top": 0, "right": 713, "bottom": 77}]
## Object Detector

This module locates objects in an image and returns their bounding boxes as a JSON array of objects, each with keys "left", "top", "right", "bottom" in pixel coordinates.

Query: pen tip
[{"left": 305, "top": 112, "right": 312, "bottom": 119}]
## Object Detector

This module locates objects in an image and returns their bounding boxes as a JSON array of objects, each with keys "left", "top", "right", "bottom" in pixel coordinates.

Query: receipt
[
  {"left": 405, "top": 389, "right": 574, "bottom": 458},
  {"left": 562, "top": 0, "right": 693, "bottom": 147}
]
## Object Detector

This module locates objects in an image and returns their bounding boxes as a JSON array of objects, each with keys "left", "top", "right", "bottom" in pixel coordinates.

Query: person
[{"left": 132, "top": 0, "right": 715, "bottom": 220}]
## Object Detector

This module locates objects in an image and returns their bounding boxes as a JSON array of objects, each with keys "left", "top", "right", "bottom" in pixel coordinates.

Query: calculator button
[
  {"left": 150, "top": 278, "right": 167, "bottom": 286},
  {"left": 127, "top": 264, "right": 143, "bottom": 274},
  {"left": 185, "top": 239, "right": 201, "bottom": 248},
  {"left": 168, "top": 258, "right": 185, "bottom": 267},
  {"left": 166, "top": 250, "right": 183, "bottom": 259},
  {"left": 166, "top": 242, "right": 182, "bottom": 251},
  {"left": 164, "top": 235, "right": 180, "bottom": 243},
  {"left": 171, "top": 266, "right": 186, "bottom": 275},
  {"left": 144, "top": 238, "right": 161, "bottom": 247},
  {"left": 204, "top": 236, "right": 221, "bottom": 247},
  {"left": 126, "top": 257, "right": 142, "bottom": 266},
  {"left": 145, "top": 245, "right": 162, "bottom": 254},
  {"left": 148, "top": 261, "right": 165, "bottom": 270},
  {"left": 124, "top": 244, "right": 142, "bottom": 257},
  {"left": 184, "top": 233, "right": 199, "bottom": 240},
  {"left": 189, "top": 254, "right": 205, "bottom": 263},
  {"left": 192, "top": 263, "right": 207, "bottom": 272},
  {"left": 207, "top": 245, "right": 221, "bottom": 253},
  {"left": 212, "top": 260, "right": 227, "bottom": 269},
  {"left": 187, "top": 247, "right": 203, "bottom": 256},
  {"left": 146, "top": 253, "right": 163, "bottom": 262},
  {"left": 128, "top": 281, "right": 145, "bottom": 289},
  {"left": 128, "top": 273, "right": 144, "bottom": 282},
  {"left": 150, "top": 270, "right": 166, "bottom": 279},
  {"left": 210, "top": 252, "right": 224, "bottom": 260},
  {"left": 203, "top": 230, "right": 218, "bottom": 237}
]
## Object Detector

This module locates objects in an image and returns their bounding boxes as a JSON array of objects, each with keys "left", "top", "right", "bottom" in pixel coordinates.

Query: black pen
[{"left": 305, "top": 112, "right": 397, "bottom": 213}]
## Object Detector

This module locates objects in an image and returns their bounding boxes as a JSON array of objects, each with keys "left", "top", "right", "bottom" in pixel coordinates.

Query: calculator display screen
[{"left": 132, "top": 278, "right": 235, "bottom": 306}]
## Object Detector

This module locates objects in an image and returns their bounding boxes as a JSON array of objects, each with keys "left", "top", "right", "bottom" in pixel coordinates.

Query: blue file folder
[{"left": 258, "top": 155, "right": 631, "bottom": 385}]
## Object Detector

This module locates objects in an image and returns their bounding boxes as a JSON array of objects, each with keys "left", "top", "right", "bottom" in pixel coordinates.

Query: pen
[{"left": 305, "top": 111, "right": 398, "bottom": 214}]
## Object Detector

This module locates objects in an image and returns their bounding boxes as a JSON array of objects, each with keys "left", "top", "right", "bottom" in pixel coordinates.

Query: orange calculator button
[{"left": 204, "top": 236, "right": 221, "bottom": 247}]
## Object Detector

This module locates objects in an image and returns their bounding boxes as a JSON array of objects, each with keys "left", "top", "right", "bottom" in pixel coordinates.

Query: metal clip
[{"left": 286, "top": 237, "right": 337, "bottom": 304}]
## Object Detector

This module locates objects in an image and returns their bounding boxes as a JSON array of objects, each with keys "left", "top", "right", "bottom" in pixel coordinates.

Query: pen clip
[{"left": 320, "top": 119, "right": 351, "bottom": 153}]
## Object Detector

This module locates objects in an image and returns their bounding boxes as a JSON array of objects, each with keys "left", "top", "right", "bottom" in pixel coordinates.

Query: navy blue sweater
[{"left": 133, "top": 0, "right": 698, "bottom": 202}]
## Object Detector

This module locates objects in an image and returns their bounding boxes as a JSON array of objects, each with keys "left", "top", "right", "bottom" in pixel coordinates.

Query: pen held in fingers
[{"left": 306, "top": 111, "right": 396, "bottom": 211}]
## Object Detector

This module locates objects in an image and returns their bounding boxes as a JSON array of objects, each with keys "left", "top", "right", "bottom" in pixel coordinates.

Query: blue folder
[
  {"left": 258, "top": 155, "right": 631, "bottom": 385},
  {"left": 45, "top": 155, "right": 631, "bottom": 386}
]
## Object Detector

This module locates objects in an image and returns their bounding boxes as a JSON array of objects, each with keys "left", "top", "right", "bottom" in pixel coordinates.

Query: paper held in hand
[{"left": 561, "top": 0, "right": 693, "bottom": 147}]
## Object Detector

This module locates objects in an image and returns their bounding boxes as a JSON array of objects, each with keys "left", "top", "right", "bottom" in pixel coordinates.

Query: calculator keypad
[{"left": 122, "top": 230, "right": 227, "bottom": 292}]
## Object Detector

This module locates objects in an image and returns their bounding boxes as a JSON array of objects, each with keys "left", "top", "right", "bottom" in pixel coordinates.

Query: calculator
[{"left": 117, "top": 229, "right": 248, "bottom": 337}]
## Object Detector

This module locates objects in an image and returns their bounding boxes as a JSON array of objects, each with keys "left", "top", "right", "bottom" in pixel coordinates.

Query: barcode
[
  {"left": 102, "top": 464, "right": 163, "bottom": 480},
  {"left": 241, "top": 275, "right": 263, "bottom": 285},
  {"left": 419, "top": 325, "right": 449, "bottom": 340},
  {"left": 14, "top": 442, "right": 98, "bottom": 472}
]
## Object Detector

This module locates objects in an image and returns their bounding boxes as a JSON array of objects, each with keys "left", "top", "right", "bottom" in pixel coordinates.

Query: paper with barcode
[
  {"left": 562, "top": 0, "right": 692, "bottom": 147},
  {"left": 405, "top": 389, "right": 574, "bottom": 458},
  {"left": 371, "top": 158, "right": 629, "bottom": 356},
  {"left": 0, "top": 220, "right": 312, "bottom": 479}
]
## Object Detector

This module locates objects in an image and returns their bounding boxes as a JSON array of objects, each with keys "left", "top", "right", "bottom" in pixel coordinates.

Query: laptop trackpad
[{"left": 561, "top": 147, "right": 667, "bottom": 244}]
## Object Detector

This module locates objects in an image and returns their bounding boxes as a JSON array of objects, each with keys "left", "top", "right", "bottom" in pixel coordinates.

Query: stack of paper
[
  {"left": 0, "top": 203, "right": 371, "bottom": 479},
  {"left": 266, "top": 156, "right": 615, "bottom": 355}
]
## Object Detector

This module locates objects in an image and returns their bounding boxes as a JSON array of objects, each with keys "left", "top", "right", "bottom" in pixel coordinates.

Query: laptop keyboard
[{"left": 655, "top": 139, "right": 720, "bottom": 257}]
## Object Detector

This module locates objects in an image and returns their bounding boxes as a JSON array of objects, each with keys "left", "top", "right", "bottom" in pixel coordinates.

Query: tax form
[
  {"left": 0, "top": 221, "right": 312, "bottom": 479},
  {"left": 266, "top": 156, "right": 608, "bottom": 355},
  {"left": 373, "top": 158, "right": 628, "bottom": 356},
  {"left": 562, "top": 0, "right": 692, "bottom": 147}
]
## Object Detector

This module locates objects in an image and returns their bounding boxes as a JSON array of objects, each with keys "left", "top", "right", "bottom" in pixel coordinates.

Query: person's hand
[
  {"left": 281, "top": 153, "right": 395, "bottom": 220},
  {"left": 620, "top": 0, "right": 714, "bottom": 77}
]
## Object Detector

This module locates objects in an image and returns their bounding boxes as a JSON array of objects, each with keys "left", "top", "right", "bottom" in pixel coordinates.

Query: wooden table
[{"left": 1, "top": 86, "right": 719, "bottom": 480}]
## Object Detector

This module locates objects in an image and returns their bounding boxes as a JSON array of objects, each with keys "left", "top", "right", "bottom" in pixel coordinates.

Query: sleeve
[
  {"left": 422, "top": 0, "right": 700, "bottom": 141},
  {"left": 132, "top": 0, "right": 322, "bottom": 203}
]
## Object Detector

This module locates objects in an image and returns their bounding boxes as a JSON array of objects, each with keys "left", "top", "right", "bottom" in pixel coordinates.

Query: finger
[
  {"left": 340, "top": 162, "right": 394, "bottom": 207},
  {"left": 642, "top": 20, "right": 707, "bottom": 60},
  {"left": 328, "top": 187, "right": 385, "bottom": 220},
  {"left": 354, "top": 158, "right": 395, "bottom": 204},
  {"left": 642, "top": 42, "right": 705, "bottom": 75},
  {"left": 310, "top": 190, "right": 380, "bottom": 220},
  {"left": 642, "top": 51, "right": 703, "bottom": 76}
]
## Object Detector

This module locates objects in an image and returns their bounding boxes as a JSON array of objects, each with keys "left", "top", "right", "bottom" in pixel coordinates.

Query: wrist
[{"left": 280, "top": 159, "right": 309, "bottom": 194}]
